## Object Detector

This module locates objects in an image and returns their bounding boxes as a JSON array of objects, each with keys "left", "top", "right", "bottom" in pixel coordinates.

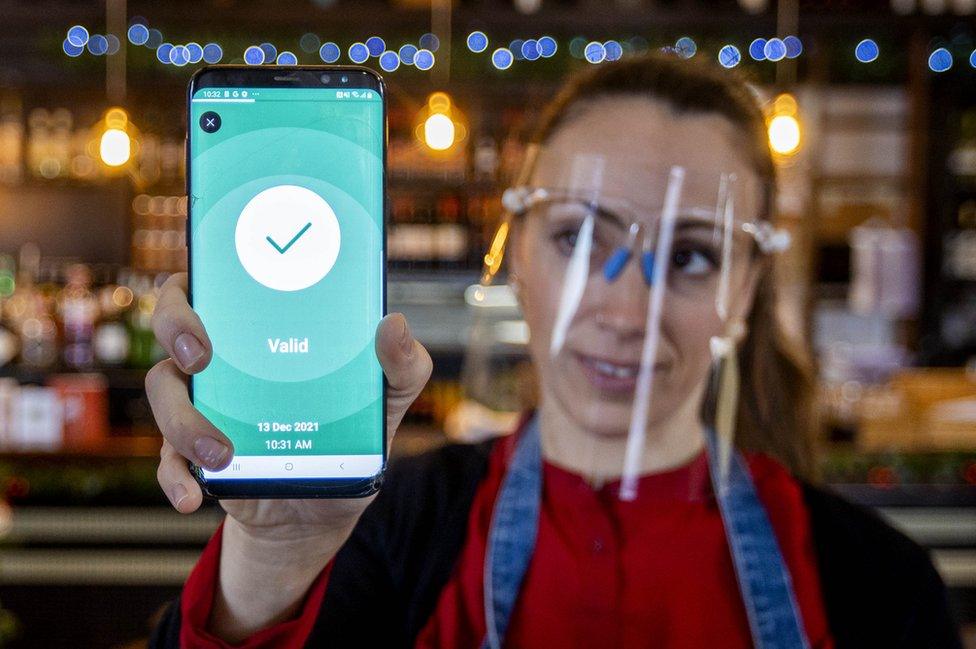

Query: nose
[{"left": 593, "top": 256, "right": 649, "bottom": 337}]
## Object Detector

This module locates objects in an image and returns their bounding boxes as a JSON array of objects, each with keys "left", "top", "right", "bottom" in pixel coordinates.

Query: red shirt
[{"left": 181, "top": 435, "right": 834, "bottom": 648}]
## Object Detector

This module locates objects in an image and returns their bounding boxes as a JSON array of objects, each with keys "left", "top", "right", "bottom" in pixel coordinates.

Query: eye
[
  {"left": 671, "top": 246, "right": 717, "bottom": 277},
  {"left": 552, "top": 228, "right": 579, "bottom": 256}
]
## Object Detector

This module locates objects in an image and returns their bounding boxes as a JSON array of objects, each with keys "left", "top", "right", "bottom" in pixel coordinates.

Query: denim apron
[{"left": 481, "top": 415, "right": 810, "bottom": 649}]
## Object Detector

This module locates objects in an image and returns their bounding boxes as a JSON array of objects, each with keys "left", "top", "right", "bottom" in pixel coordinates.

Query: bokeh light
[
  {"left": 99, "top": 129, "right": 131, "bottom": 167},
  {"left": 88, "top": 34, "right": 109, "bottom": 56},
  {"left": 419, "top": 33, "right": 440, "bottom": 52},
  {"left": 186, "top": 42, "right": 203, "bottom": 64},
  {"left": 424, "top": 113, "right": 455, "bottom": 151},
  {"left": 259, "top": 42, "right": 277, "bottom": 62},
  {"left": 522, "top": 39, "right": 540, "bottom": 60},
  {"left": 491, "top": 47, "right": 514, "bottom": 69},
  {"left": 929, "top": 47, "right": 953, "bottom": 72},
  {"left": 467, "top": 31, "right": 489, "bottom": 53},
  {"left": 764, "top": 38, "right": 787, "bottom": 61},
  {"left": 244, "top": 45, "right": 265, "bottom": 65},
  {"left": 398, "top": 44, "right": 417, "bottom": 65},
  {"left": 300, "top": 33, "right": 320, "bottom": 53},
  {"left": 127, "top": 24, "right": 149, "bottom": 46},
  {"left": 675, "top": 36, "right": 697, "bottom": 58},
  {"left": 718, "top": 44, "right": 742, "bottom": 68},
  {"left": 414, "top": 48, "right": 435, "bottom": 70},
  {"left": 604, "top": 40, "right": 623, "bottom": 61},
  {"left": 584, "top": 41, "right": 606, "bottom": 64},
  {"left": 63, "top": 39, "right": 84, "bottom": 57},
  {"left": 202, "top": 43, "right": 223, "bottom": 64},
  {"left": 365, "top": 36, "right": 386, "bottom": 57},
  {"left": 784, "top": 35, "right": 803, "bottom": 58},
  {"left": 379, "top": 50, "right": 400, "bottom": 71},
  {"left": 319, "top": 42, "right": 340, "bottom": 63},
  {"left": 67, "top": 25, "right": 89, "bottom": 48},
  {"left": 538, "top": 35, "right": 557, "bottom": 57},
  {"left": 749, "top": 38, "right": 767, "bottom": 61},
  {"left": 157, "top": 43, "right": 174, "bottom": 64},
  {"left": 855, "top": 39, "right": 879, "bottom": 63},
  {"left": 277, "top": 51, "right": 298, "bottom": 65},
  {"left": 348, "top": 42, "right": 369, "bottom": 63}
]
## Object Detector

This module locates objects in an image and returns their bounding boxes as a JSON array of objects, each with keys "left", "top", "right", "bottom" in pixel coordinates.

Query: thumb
[{"left": 376, "top": 313, "right": 432, "bottom": 438}]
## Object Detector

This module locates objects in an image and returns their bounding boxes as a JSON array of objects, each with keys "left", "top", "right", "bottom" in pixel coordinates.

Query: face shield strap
[{"left": 619, "top": 165, "right": 686, "bottom": 501}]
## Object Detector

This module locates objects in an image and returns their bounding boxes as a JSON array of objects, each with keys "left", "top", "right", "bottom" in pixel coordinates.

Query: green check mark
[{"left": 266, "top": 222, "right": 312, "bottom": 254}]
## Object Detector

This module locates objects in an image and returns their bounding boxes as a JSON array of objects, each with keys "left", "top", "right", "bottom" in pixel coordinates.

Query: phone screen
[{"left": 188, "top": 84, "right": 384, "bottom": 483}]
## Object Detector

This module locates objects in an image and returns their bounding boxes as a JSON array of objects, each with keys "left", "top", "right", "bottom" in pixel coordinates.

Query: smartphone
[{"left": 186, "top": 66, "right": 386, "bottom": 498}]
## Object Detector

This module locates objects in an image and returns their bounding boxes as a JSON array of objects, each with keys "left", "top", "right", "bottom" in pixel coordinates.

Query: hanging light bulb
[
  {"left": 416, "top": 91, "right": 467, "bottom": 153},
  {"left": 97, "top": 107, "right": 134, "bottom": 168},
  {"left": 767, "top": 93, "right": 802, "bottom": 157},
  {"left": 100, "top": 128, "right": 131, "bottom": 166}
]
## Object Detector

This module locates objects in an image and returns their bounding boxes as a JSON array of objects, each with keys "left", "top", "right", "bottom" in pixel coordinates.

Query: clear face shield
[{"left": 480, "top": 146, "right": 790, "bottom": 501}]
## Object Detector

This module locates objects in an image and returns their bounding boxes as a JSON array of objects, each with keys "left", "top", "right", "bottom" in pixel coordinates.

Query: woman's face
[{"left": 512, "top": 95, "right": 764, "bottom": 437}]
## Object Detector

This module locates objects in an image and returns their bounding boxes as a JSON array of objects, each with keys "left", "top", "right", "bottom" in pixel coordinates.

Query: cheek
[{"left": 663, "top": 298, "right": 725, "bottom": 372}]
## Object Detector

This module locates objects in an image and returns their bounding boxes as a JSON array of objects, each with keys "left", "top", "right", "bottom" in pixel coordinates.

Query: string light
[
  {"left": 784, "top": 35, "right": 803, "bottom": 58},
  {"left": 259, "top": 43, "right": 277, "bottom": 62},
  {"left": 521, "top": 39, "right": 541, "bottom": 60},
  {"left": 319, "top": 42, "right": 340, "bottom": 63},
  {"left": 675, "top": 36, "right": 697, "bottom": 58},
  {"left": 415, "top": 49, "right": 435, "bottom": 70},
  {"left": 244, "top": 45, "right": 265, "bottom": 65},
  {"left": 538, "top": 35, "right": 557, "bottom": 57},
  {"left": 467, "top": 31, "right": 489, "bottom": 53},
  {"left": 202, "top": 43, "right": 223, "bottom": 64},
  {"left": 855, "top": 39, "right": 879, "bottom": 63},
  {"left": 398, "top": 44, "right": 418, "bottom": 65},
  {"left": 379, "top": 50, "right": 400, "bottom": 72},
  {"left": 929, "top": 47, "right": 953, "bottom": 72},
  {"left": 419, "top": 33, "right": 440, "bottom": 52},
  {"left": 749, "top": 38, "right": 767, "bottom": 61},
  {"left": 491, "top": 47, "right": 514, "bottom": 69},
  {"left": 157, "top": 43, "right": 174, "bottom": 64},
  {"left": 764, "top": 37, "right": 787, "bottom": 61},
  {"left": 365, "top": 36, "right": 386, "bottom": 58},
  {"left": 718, "top": 45, "right": 742, "bottom": 68},
  {"left": 63, "top": 39, "right": 84, "bottom": 57},
  {"left": 584, "top": 41, "right": 606, "bottom": 63},
  {"left": 127, "top": 24, "right": 149, "bottom": 46},
  {"left": 88, "top": 34, "right": 109, "bottom": 56},
  {"left": 186, "top": 42, "right": 203, "bottom": 64},
  {"left": 67, "top": 25, "right": 89, "bottom": 48},
  {"left": 348, "top": 42, "right": 369, "bottom": 64},
  {"left": 604, "top": 40, "right": 623, "bottom": 61}
]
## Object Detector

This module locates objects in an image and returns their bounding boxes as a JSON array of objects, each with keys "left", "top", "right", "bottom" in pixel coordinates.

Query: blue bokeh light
[
  {"left": 63, "top": 38, "right": 84, "bottom": 57},
  {"left": 419, "top": 33, "right": 439, "bottom": 52},
  {"left": 67, "top": 25, "right": 89, "bottom": 48},
  {"left": 244, "top": 45, "right": 265, "bottom": 65},
  {"left": 970, "top": 49, "right": 976, "bottom": 68},
  {"left": 491, "top": 47, "right": 514, "bottom": 70},
  {"left": 259, "top": 43, "right": 277, "bottom": 62},
  {"left": 749, "top": 38, "right": 767, "bottom": 61},
  {"left": 522, "top": 39, "right": 540, "bottom": 61},
  {"left": 538, "top": 35, "right": 557, "bottom": 58},
  {"left": 348, "top": 42, "right": 369, "bottom": 63},
  {"left": 88, "top": 34, "right": 108, "bottom": 56},
  {"left": 510, "top": 39, "right": 525, "bottom": 61},
  {"left": 319, "top": 42, "right": 340, "bottom": 63},
  {"left": 105, "top": 34, "right": 120, "bottom": 55},
  {"left": 127, "top": 24, "right": 149, "bottom": 46},
  {"left": 604, "top": 40, "right": 623, "bottom": 61},
  {"left": 186, "top": 42, "right": 203, "bottom": 64},
  {"left": 467, "top": 31, "right": 488, "bottom": 53},
  {"left": 675, "top": 36, "right": 697, "bottom": 58},
  {"left": 146, "top": 29, "right": 163, "bottom": 49},
  {"left": 156, "top": 43, "right": 174, "bottom": 64},
  {"left": 584, "top": 41, "right": 606, "bottom": 64},
  {"left": 929, "top": 47, "right": 952, "bottom": 72},
  {"left": 170, "top": 44, "right": 189, "bottom": 66},
  {"left": 202, "top": 43, "right": 223, "bottom": 64},
  {"left": 398, "top": 43, "right": 417, "bottom": 65},
  {"left": 379, "top": 50, "right": 400, "bottom": 72},
  {"left": 414, "top": 48, "right": 435, "bottom": 70},
  {"left": 855, "top": 39, "right": 879, "bottom": 63},
  {"left": 718, "top": 44, "right": 741, "bottom": 68},
  {"left": 784, "top": 35, "right": 803, "bottom": 59},
  {"left": 764, "top": 38, "right": 787, "bottom": 61},
  {"left": 365, "top": 36, "right": 385, "bottom": 57},
  {"left": 277, "top": 51, "right": 298, "bottom": 65}
]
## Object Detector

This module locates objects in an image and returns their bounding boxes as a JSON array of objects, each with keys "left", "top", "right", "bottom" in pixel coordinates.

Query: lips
[{"left": 573, "top": 352, "right": 661, "bottom": 394}]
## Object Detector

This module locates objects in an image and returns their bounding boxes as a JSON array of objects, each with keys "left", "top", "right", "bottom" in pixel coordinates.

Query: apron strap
[
  {"left": 481, "top": 416, "right": 543, "bottom": 649},
  {"left": 705, "top": 427, "right": 811, "bottom": 649}
]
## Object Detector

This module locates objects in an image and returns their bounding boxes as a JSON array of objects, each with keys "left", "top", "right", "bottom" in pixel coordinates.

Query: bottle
[{"left": 58, "top": 263, "right": 97, "bottom": 369}]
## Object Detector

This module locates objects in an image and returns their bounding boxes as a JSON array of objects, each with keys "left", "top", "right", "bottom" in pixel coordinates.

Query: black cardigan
[{"left": 151, "top": 441, "right": 963, "bottom": 648}]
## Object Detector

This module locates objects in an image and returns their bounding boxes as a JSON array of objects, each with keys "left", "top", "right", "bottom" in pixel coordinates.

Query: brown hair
[{"left": 528, "top": 52, "right": 817, "bottom": 478}]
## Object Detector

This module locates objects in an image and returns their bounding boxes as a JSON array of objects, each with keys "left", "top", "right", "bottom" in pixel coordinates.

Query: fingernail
[
  {"left": 194, "top": 436, "right": 230, "bottom": 470},
  {"left": 170, "top": 483, "right": 189, "bottom": 510},
  {"left": 174, "top": 333, "right": 205, "bottom": 370},
  {"left": 398, "top": 315, "right": 414, "bottom": 357}
]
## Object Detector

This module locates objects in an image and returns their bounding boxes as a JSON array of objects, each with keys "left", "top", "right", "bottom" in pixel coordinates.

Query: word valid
[{"left": 268, "top": 337, "right": 309, "bottom": 353}]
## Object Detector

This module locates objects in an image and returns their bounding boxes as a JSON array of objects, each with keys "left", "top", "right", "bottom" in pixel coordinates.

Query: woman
[{"left": 147, "top": 54, "right": 960, "bottom": 648}]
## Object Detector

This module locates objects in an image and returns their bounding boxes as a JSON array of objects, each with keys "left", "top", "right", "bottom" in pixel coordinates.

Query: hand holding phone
[{"left": 145, "top": 272, "right": 432, "bottom": 638}]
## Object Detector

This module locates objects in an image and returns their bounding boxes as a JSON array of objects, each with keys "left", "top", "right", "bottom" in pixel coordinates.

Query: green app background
[{"left": 190, "top": 87, "right": 383, "bottom": 457}]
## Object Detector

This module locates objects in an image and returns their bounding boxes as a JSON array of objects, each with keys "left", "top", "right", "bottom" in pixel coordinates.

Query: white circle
[{"left": 235, "top": 185, "right": 340, "bottom": 291}]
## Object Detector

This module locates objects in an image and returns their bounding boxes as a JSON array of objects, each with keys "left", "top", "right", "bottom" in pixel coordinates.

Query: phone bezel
[{"left": 185, "top": 65, "right": 388, "bottom": 499}]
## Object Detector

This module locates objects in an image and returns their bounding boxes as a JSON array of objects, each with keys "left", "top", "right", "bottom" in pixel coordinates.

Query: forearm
[{"left": 208, "top": 516, "right": 351, "bottom": 643}]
